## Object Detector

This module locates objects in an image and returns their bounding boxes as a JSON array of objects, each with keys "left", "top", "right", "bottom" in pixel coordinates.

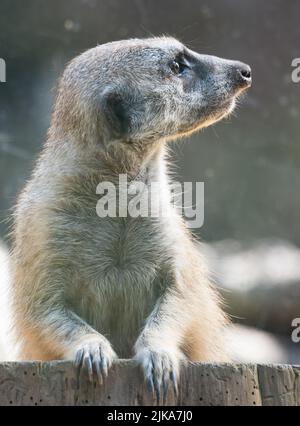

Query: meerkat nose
[{"left": 234, "top": 62, "right": 252, "bottom": 88}]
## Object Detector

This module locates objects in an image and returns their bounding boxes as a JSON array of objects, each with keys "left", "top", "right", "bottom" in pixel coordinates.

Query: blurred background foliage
[{"left": 0, "top": 0, "right": 300, "bottom": 362}]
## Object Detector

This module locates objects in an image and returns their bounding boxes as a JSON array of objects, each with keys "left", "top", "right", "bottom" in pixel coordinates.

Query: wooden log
[{"left": 0, "top": 361, "right": 299, "bottom": 406}]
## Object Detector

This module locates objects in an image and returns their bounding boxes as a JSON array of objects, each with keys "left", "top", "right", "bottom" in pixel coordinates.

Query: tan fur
[{"left": 8, "top": 37, "right": 251, "bottom": 393}]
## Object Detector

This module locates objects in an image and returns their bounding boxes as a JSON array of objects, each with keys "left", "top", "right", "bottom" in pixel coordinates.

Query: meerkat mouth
[
  {"left": 208, "top": 97, "right": 237, "bottom": 124},
  {"left": 218, "top": 86, "right": 250, "bottom": 118},
  {"left": 223, "top": 97, "right": 237, "bottom": 115}
]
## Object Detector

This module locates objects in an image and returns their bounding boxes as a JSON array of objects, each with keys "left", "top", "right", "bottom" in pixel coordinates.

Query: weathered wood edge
[{"left": 0, "top": 360, "right": 299, "bottom": 406}]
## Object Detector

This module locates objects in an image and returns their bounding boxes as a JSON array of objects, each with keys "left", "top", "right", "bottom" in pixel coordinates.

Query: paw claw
[
  {"left": 101, "top": 356, "right": 108, "bottom": 378},
  {"left": 170, "top": 370, "right": 178, "bottom": 396},
  {"left": 75, "top": 348, "right": 84, "bottom": 367},
  {"left": 83, "top": 351, "right": 93, "bottom": 382},
  {"left": 73, "top": 338, "right": 116, "bottom": 385},
  {"left": 94, "top": 360, "right": 103, "bottom": 385},
  {"left": 154, "top": 380, "right": 161, "bottom": 405},
  {"left": 162, "top": 375, "right": 169, "bottom": 404},
  {"left": 136, "top": 348, "right": 181, "bottom": 404},
  {"left": 92, "top": 348, "right": 103, "bottom": 385},
  {"left": 146, "top": 377, "right": 154, "bottom": 395}
]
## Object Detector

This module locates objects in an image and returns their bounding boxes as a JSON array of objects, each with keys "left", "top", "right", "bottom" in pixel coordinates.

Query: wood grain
[{"left": 0, "top": 361, "right": 299, "bottom": 406}]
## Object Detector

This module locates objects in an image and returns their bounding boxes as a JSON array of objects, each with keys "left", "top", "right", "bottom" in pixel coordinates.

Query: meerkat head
[{"left": 53, "top": 37, "right": 251, "bottom": 148}]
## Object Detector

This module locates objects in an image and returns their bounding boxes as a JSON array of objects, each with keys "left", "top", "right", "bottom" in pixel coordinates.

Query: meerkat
[{"left": 9, "top": 37, "right": 251, "bottom": 400}]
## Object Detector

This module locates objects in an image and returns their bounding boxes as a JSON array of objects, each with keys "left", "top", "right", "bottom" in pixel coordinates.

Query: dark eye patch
[
  {"left": 169, "top": 51, "right": 191, "bottom": 75},
  {"left": 175, "top": 52, "right": 192, "bottom": 68}
]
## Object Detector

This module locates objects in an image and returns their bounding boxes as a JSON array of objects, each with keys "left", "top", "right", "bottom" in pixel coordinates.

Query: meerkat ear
[{"left": 100, "top": 89, "right": 130, "bottom": 139}]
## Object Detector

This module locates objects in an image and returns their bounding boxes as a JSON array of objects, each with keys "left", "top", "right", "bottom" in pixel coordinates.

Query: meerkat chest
[
  {"left": 65, "top": 214, "right": 168, "bottom": 338},
  {"left": 72, "top": 215, "right": 167, "bottom": 288}
]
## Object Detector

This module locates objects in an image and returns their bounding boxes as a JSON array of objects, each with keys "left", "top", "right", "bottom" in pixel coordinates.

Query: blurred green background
[{"left": 0, "top": 0, "right": 300, "bottom": 362}]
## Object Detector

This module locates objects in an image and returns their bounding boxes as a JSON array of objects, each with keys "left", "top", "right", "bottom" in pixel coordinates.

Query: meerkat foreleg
[
  {"left": 64, "top": 312, "right": 117, "bottom": 384},
  {"left": 134, "top": 288, "right": 188, "bottom": 402},
  {"left": 37, "top": 307, "right": 116, "bottom": 383},
  {"left": 14, "top": 263, "right": 117, "bottom": 383},
  {"left": 134, "top": 245, "right": 228, "bottom": 401}
]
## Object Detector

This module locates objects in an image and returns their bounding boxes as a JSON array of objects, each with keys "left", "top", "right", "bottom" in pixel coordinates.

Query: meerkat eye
[{"left": 170, "top": 58, "right": 189, "bottom": 75}]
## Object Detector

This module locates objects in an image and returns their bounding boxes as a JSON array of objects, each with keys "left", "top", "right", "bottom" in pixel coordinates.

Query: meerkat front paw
[
  {"left": 70, "top": 336, "right": 117, "bottom": 385},
  {"left": 135, "top": 347, "right": 185, "bottom": 403}
]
